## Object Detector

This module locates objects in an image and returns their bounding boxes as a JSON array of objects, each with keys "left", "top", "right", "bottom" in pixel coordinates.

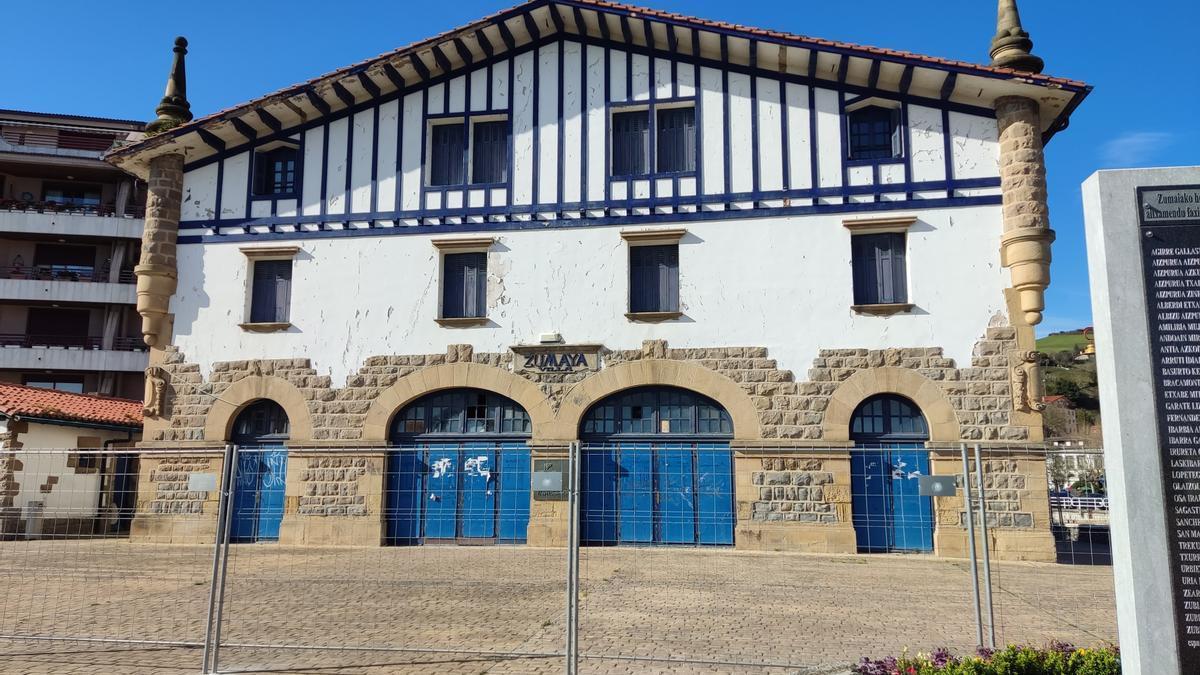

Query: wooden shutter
[
  {"left": 430, "top": 123, "right": 465, "bottom": 186},
  {"left": 443, "top": 252, "right": 487, "bottom": 318},
  {"left": 612, "top": 111, "right": 649, "bottom": 176},
  {"left": 852, "top": 234, "right": 906, "bottom": 305},
  {"left": 471, "top": 121, "right": 509, "bottom": 184},
  {"left": 656, "top": 107, "right": 696, "bottom": 173},
  {"left": 630, "top": 245, "right": 679, "bottom": 313},
  {"left": 251, "top": 260, "right": 292, "bottom": 323}
]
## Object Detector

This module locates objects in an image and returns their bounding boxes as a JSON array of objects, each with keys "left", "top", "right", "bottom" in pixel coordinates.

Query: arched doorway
[
  {"left": 386, "top": 389, "right": 532, "bottom": 545},
  {"left": 579, "top": 386, "right": 735, "bottom": 546},
  {"left": 849, "top": 394, "right": 933, "bottom": 553},
  {"left": 230, "top": 399, "right": 290, "bottom": 543}
]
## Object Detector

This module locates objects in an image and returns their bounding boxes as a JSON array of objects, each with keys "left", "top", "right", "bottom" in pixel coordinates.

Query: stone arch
[
  {"left": 549, "top": 360, "right": 762, "bottom": 442},
  {"left": 822, "top": 367, "right": 959, "bottom": 443},
  {"left": 362, "top": 362, "right": 555, "bottom": 441},
  {"left": 204, "top": 375, "right": 315, "bottom": 442}
]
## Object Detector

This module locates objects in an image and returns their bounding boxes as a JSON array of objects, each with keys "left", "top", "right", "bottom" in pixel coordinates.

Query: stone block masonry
[
  {"left": 147, "top": 320, "right": 1035, "bottom": 445},
  {"left": 297, "top": 457, "right": 369, "bottom": 517},
  {"left": 750, "top": 459, "right": 839, "bottom": 524}
]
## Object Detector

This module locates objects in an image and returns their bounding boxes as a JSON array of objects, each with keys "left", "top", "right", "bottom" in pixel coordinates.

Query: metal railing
[
  {"left": 0, "top": 444, "right": 1118, "bottom": 674},
  {"left": 4, "top": 265, "right": 135, "bottom": 284},
  {"left": 1050, "top": 495, "right": 1109, "bottom": 510},
  {"left": 1, "top": 128, "right": 118, "bottom": 152},
  {"left": 0, "top": 334, "right": 146, "bottom": 351},
  {"left": 0, "top": 199, "right": 145, "bottom": 219}
]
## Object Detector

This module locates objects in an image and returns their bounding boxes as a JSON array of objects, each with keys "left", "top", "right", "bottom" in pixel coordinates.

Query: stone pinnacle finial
[
  {"left": 147, "top": 36, "right": 193, "bottom": 133},
  {"left": 990, "top": 0, "right": 1045, "bottom": 74}
]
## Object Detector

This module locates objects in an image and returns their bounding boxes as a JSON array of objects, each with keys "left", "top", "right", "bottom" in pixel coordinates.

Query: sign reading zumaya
[
  {"left": 511, "top": 345, "right": 603, "bottom": 375},
  {"left": 1141, "top": 186, "right": 1200, "bottom": 224}
]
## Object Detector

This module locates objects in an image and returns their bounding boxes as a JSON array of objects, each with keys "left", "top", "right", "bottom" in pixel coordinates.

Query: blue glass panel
[{"left": 851, "top": 449, "right": 892, "bottom": 553}]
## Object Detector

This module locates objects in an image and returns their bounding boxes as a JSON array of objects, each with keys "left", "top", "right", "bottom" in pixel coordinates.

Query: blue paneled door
[
  {"left": 851, "top": 445, "right": 933, "bottom": 553},
  {"left": 230, "top": 446, "right": 288, "bottom": 543},
  {"left": 387, "top": 443, "right": 530, "bottom": 545},
  {"left": 580, "top": 444, "right": 733, "bottom": 546}
]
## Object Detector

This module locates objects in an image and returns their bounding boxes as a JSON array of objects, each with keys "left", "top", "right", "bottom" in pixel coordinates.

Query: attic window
[
  {"left": 253, "top": 145, "right": 299, "bottom": 196},
  {"left": 847, "top": 106, "right": 902, "bottom": 161}
]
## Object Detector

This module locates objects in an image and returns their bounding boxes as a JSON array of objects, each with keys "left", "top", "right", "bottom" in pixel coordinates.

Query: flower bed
[{"left": 853, "top": 643, "right": 1120, "bottom": 675}]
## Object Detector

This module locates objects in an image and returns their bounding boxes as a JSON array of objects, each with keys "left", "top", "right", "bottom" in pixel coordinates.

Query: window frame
[
  {"left": 844, "top": 216, "right": 916, "bottom": 315},
  {"left": 239, "top": 246, "right": 300, "bottom": 332},
  {"left": 845, "top": 101, "right": 905, "bottom": 166},
  {"left": 251, "top": 143, "right": 300, "bottom": 197},
  {"left": 609, "top": 102, "right": 699, "bottom": 180},
  {"left": 621, "top": 229, "right": 686, "bottom": 322},
  {"left": 425, "top": 114, "right": 512, "bottom": 189},
  {"left": 432, "top": 237, "right": 494, "bottom": 327}
]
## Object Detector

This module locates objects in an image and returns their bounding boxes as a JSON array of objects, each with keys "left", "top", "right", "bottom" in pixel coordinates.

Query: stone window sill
[
  {"left": 625, "top": 311, "right": 683, "bottom": 323},
  {"left": 239, "top": 322, "right": 292, "bottom": 333},
  {"left": 851, "top": 303, "right": 915, "bottom": 316},
  {"left": 435, "top": 316, "right": 489, "bottom": 328}
]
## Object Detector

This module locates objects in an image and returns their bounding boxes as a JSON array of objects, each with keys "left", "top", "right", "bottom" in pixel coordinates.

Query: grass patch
[{"left": 1037, "top": 332, "right": 1090, "bottom": 354}]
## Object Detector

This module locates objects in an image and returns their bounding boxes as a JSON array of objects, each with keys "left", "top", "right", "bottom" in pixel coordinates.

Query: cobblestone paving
[{"left": 0, "top": 541, "right": 1117, "bottom": 674}]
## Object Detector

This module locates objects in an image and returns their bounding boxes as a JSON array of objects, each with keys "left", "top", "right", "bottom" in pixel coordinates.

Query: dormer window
[
  {"left": 847, "top": 106, "right": 902, "bottom": 162},
  {"left": 253, "top": 144, "right": 299, "bottom": 196}
]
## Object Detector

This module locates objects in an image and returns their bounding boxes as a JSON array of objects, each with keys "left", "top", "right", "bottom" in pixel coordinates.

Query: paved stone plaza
[{"left": 0, "top": 542, "right": 1117, "bottom": 673}]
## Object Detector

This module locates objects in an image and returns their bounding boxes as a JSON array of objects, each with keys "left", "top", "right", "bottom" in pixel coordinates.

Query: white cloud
[{"left": 1100, "top": 131, "right": 1173, "bottom": 167}]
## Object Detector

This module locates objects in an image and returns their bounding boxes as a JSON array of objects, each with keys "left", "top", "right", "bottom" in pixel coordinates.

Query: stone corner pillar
[
  {"left": 135, "top": 153, "right": 184, "bottom": 350},
  {"left": 995, "top": 95, "right": 1054, "bottom": 327}
]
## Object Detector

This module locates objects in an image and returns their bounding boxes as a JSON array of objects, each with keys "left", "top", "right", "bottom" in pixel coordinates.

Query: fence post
[
  {"left": 973, "top": 444, "right": 997, "bottom": 649},
  {"left": 202, "top": 444, "right": 235, "bottom": 674},
  {"left": 209, "top": 444, "right": 240, "bottom": 674},
  {"left": 960, "top": 443, "right": 985, "bottom": 649},
  {"left": 565, "top": 441, "right": 580, "bottom": 675}
]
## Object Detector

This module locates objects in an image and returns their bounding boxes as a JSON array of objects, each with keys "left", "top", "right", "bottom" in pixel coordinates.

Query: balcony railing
[
  {"left": 0, "top": 334, "right": 146, "bottom": 352},
  {"left": 0, "top": 199, "right": 145, "bottom": 219},
  {"left": 1, "top": 129, "right": 118, "bottom": 152},
  {"left": 5, "top": 265, "right": 136, "bottom": 284},
  {"left": 1050, "top": 496, "right": 1109, "bottom": 511}
]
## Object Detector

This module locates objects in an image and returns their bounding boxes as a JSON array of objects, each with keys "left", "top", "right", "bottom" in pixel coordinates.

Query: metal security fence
[{"left": 0, "top": 444, "right": 1117, "bottom": 673}]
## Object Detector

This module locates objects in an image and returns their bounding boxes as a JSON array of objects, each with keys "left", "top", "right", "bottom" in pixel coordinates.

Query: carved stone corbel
[
  {"left": 143, "top": 366, "right": 170, "bottom": 419},
  {"left": 1010, "top": 350, "right": 1046, "bottom": 413}
]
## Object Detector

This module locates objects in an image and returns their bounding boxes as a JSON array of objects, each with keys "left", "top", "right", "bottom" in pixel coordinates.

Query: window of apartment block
[
  {"left": 249, "top": 259, "right": 293, "bottom": 324},
  {"left": 22, "top": 375, "right": 85, "bottom": 393},
  {"left": 851, "top": 233, "right": 908, "bottom": 306},
  {"left": 656, "top": 106, "right": 696, "bottom": 173},
  {"left": 629, "top": 244, "right": 680, "bottom": 314},
  {"left": 429, "top": 122, "right": 466, "bottom": 186},
  {"left": 471, "top": 119, "right": 509, "bottom": 184},
  {"left": 441, "top": 252, "right": 487, "bottom": 319},
  {"left": 253, "top": 146, "right": 299, "bottom": 196},
  {"left": 42, "top": 182, "right": 102, "bottom": 207},
  {"left": 847, "top": 106, "right": 902, "bottom": 161},
  {"left": 612, "top": 110, "right": 650, "bottom": 177}
]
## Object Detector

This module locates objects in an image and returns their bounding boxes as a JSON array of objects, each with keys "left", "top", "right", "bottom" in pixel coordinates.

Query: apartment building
[{"left": 0, "top": 110, "right": 148, "bottom": 399}]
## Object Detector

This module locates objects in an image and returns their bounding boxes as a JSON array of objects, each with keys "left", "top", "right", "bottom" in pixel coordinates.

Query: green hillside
[{"left": 1037, "top": 331, "right": 1090, "bottom": 354}]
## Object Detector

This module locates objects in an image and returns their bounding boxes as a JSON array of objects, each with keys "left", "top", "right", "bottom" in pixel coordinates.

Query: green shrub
[{"left": 852, "top": 643, "right": 1120, "bottom": 675}]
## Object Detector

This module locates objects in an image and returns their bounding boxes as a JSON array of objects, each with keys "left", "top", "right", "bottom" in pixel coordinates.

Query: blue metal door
[
  {"left": 580, "top": 447, "right": 619, "bottom": 544},
  {"left": 424, "top": 447, "right": 458, "bottom": 540},
  {"left": 459, "top": 447, "right": 497, "bottom": 539},
  {"left": 696, "top": 445, "right": 735, "bottom": 545},
  {"left": 654, "top": 446, "right": 696, "bottom": 544},
  {"left": 385, "top": 450, "right": 423, "bottom": 544},
  {"left": 230, "top": 447, "right": 287, "bottom": 543},
  {"left": 497, "top": 444, "right": 531, "bottom": 543},
  {"left": 889, "top": 447, "right": 933, "bottom": 552},
  {"left": 619, "top": 445, "right": 653, "bottom": 543},
  {"left": 851, "top": 446, "right": 933, "bottom": 553}
]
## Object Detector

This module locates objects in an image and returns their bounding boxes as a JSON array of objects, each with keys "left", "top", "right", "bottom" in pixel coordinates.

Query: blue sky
[{"left": 5, "top": 1, "right": 1197, "bottom": 336}]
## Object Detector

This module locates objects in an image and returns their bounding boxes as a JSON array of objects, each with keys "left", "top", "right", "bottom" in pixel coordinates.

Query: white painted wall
[
  {"left": 177, "top": 39, "right": 1002, "bottom": 223},
  {"left": 171, "top": 204, "right": 1008, "bottom": 385},
  {"left": 11, "top": 422, "right": 134, "bottom": 518}
]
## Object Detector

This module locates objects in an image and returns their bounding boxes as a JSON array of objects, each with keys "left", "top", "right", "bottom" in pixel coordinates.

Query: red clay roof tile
[{"left": 0, "top": 383, "right": 142, "bottom": 429}]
